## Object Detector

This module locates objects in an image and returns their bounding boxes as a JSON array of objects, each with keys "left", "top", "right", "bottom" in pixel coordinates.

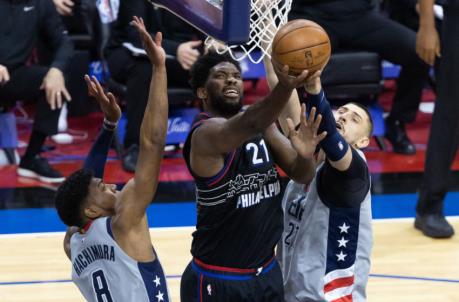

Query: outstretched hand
[
  {"left": 272, "top": 59, "right": 309, "bottom": 90},
  {"left": 130, "top": 16, "right": 166, "bottom": 67},
  {"left": 286, "top": 104, "right": 327, "bottom": 159},
  {"left": 84, "top": 75, "right": 121, "bottom": 123}
]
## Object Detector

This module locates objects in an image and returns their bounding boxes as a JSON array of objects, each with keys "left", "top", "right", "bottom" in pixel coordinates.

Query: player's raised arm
[
  {"left": 301, "top": 77, "right": 354, "bottom": 171},
  {"left": 82, "top": 75, "right": 121, "bottom": 178},
  {"left": 116, "top": 16, "right": 168, "bottom": 224}
]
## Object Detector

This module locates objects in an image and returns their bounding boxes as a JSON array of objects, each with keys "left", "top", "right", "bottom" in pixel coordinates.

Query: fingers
[
  {"left": 306, "top": 105, "right": 315, "bottom": 125},
  {"left": 62, "top": 86, "right": 71, "bottom": 102},
  {"left": 300, "top": 103, "right": 308, "bottom": 126},
  {"left": 189, "top": 40, "right": 203, "bottom": 48},
  {"left": 107, "top": 92, "right": 120, "bottom": 112},
  {"left": 84, "top": 74, "right": 96, "bottom": 96},
  {"left": 57, "top": 5, "right": 72, "bottom": 15},
  {"left": 56, "top": 91, "right": 63, "bottom": 109},
  {"left": 130, "top": 16, "right": 145, "bottom": 32},
  {"left": 294, "top": 70, "right": 309, "bottom": 85},
  {"left": 0, "top": 67, "right": 10, "bottom": 84},
  {"left": 154, "top": 32, "right": 163, "bottom": 47},
  {"left": 286, "top": 118, "right": 296, "bottom": 137},
  {"left": 92, "top": 76, "right": 108, "bottom": 103},
  {"left": 282, "top": 65, "right": 290, "bottom": 75},
  {"left": 46, "top": 88, "right": 56, "bottom": 110},
  {"left": 313, "top": 113, "right": 322, "bottom": 131},
  {"left": 308, "top": 70, "right": 322, "bottom": 81},
  {"left": 435, "top": 41, "right": 441, "bottom": 59},
  {"left": 57, "top": 0, "right": 74, "bottom": 15},
  {"left": 179, "top": 50, "right": 200, "bottom": 70},
  {"left": 271, "top": 58, "right": 283, "bottom": 71},
  {"left": 316, "top": 131, "right": 327, "bottom": 142},
  {"left": 107, "top": 92, "right": 117, "bottom": 105},
  {"left": 106, "top": 92, "right": 121, "bottom": 122}
]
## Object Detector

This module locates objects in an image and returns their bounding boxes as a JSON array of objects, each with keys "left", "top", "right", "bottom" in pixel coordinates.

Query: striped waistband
[{"left": 192, "top": 256, "right": 276, "bottom": 278}]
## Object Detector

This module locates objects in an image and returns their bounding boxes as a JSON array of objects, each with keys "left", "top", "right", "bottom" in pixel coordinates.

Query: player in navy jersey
[
  {"left": 264, "top": 54, "right": 374, "bottom": 301},
  {"left": 54, "top": 17, "right": 170, "bottom": 302},
  {"left": 180, "top": 50, "right": 326, "bottom": 301}
]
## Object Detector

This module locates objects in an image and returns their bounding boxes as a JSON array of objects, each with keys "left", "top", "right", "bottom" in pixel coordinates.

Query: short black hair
[
  {"left": 55, "top": 169, "right": 93, "bottom": 227},
  {"left": 189, "top": 51, "right": 241, "bottom": 95},
  {"left": 348, "top": 102, "right": 374, "bottom": 137}
]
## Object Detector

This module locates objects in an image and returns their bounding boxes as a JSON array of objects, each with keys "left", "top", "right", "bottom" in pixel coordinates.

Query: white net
[{"left": 205, "top": 0, "right": 293, "bottom": 64}]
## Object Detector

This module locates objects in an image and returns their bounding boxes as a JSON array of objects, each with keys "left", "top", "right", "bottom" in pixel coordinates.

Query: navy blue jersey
[{"left": 183, "top": 112, "right": 283, "bottom": 268}]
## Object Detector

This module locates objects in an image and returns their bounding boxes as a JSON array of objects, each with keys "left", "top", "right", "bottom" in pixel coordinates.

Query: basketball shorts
[{"left": 180, "top": 257, "right": 283, "bottom": 302}]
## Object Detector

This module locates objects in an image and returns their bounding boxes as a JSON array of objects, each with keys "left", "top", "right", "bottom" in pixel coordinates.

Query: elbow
[{"left": 140, "top": 130, "right": 167, "bottom": 150}]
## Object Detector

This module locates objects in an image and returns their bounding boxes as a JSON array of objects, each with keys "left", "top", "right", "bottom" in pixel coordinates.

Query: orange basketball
[{"left": 272, "top": 19, "right": 331, "bottom": 76}]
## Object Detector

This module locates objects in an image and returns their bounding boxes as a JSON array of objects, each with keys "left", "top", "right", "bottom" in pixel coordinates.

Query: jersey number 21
[{"left": 246, "top": 139, "right": 270, "bottom": 165}]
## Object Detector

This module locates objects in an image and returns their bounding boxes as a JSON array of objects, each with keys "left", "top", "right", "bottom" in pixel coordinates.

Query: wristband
[{"left": 103, "top": 118, "right": 118, "bottom": 131}]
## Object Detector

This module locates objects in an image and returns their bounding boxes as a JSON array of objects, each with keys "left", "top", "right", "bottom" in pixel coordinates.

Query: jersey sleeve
[{"left": 317, "top": 148, "right": 370, "bottom": 208}]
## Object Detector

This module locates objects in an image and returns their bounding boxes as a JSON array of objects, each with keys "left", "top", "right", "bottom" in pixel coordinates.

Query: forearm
[
  {"left": 303, "top": 89, "right": 336, "bottom": 136},
  {"left": 140, "top": 65, "right": 168, "bottom": 147},
  {"left": 303, "top": 89, "right": 349, "bottom": 163},
  {"left": 83, "top": 126, "right": 116, "bottom": 178},
  {"left": 419, "top": 0, "right": 435, "bottom": 28},
  {"left": 132, "top": 65, "right": 168, "bottom": 211},
  {"left": 241, "top": 83, "right": 293, "bottom": 134},
  {"left": 263, "top": 55, "right": 301, "bottom": 135}
]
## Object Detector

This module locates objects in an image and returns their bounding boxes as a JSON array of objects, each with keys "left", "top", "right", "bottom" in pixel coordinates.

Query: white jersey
[
  {"left": 278, "top": 150, "right": 372, "bottom": 302},
  {"left": 70, "top": 217, "right": 170, "bottom": 302}
]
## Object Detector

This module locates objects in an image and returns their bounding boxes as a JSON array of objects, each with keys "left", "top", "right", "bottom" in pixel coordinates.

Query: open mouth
[
  {"left": 336, "top": 122, "right": 344, "bottom": 133},
  {"left": 223, "top": 88, "right": 239, "bottom": 97}
]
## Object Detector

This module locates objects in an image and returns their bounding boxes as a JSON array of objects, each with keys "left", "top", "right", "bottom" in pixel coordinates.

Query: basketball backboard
[{"left": 151, "top": 0, "right": 251, "bottom": 44}]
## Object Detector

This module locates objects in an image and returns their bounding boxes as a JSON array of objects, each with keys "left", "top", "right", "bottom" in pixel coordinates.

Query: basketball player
[
  {"left": 54, "top": 17, "right": 170, "bottom": 302},
  {"left": 180, "top": 51, "right": 325, "bottom": 301},
  {"left": 264, "top": 55, "right": 373, "bottom": 301}
]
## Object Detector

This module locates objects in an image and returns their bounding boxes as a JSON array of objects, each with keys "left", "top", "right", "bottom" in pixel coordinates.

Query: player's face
[
  {"left": 85, "top": 178, "right": 118, "bottom": 219},
  {"left": 334, "top": 104, "right": 370, "bottom": 149},
  {"left": 202, "top": 62, "right": 243, "bottom": 116}
]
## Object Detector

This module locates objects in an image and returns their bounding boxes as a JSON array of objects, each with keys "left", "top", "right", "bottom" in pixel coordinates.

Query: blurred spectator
[
  {"left": 104, "top": 0, "right": 204, "bottom": 172},
  {"left": 48, "top": 0, "right": 101, "bottom": 119},
  {"left": 0, "top": 0, "right": 74, "bottom": 183},
  {"left": 52, "top": 0, "right": 101, "bottom": 57},
  {"left": 290, "top": 0, "right": 430, "bottom": 155},
  {"left": 415, "top": 0, "right": 458, "bottom": 238}
]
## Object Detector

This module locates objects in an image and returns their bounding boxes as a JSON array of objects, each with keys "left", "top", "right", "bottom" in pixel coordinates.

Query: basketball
[{"left": 272, "top": 19, "right": 331, "bottom": 76}]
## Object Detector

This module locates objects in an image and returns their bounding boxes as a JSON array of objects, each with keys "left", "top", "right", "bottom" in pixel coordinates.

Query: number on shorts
[
  {"left": 284, "top": 222, "right": 299, "bottom": 246},
  {"left": 92, "top": 270, "right": 113, "bottom": 302}
]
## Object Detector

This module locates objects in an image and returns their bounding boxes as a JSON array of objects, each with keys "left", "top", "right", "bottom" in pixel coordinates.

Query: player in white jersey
[
  {"left": 54, "top": 17, "right": 170, "bottom": 302},
  {"left": 264, "top": 56, "right": 373, "bottom": 301}
]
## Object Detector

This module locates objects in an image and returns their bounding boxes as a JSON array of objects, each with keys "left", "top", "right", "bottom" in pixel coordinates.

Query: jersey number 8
[{"left": 92, "top": 270, "right": 113, "bottom": 302}]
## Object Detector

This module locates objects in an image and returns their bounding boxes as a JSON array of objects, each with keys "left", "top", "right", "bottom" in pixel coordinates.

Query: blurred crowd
[{"left": 0, "top": 0, "right": 456, "bottom": 237}]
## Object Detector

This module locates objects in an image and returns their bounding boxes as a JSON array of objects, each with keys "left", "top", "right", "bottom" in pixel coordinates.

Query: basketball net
[{"left": 205, "top": 0, "right": 292, "bottom": 64}]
